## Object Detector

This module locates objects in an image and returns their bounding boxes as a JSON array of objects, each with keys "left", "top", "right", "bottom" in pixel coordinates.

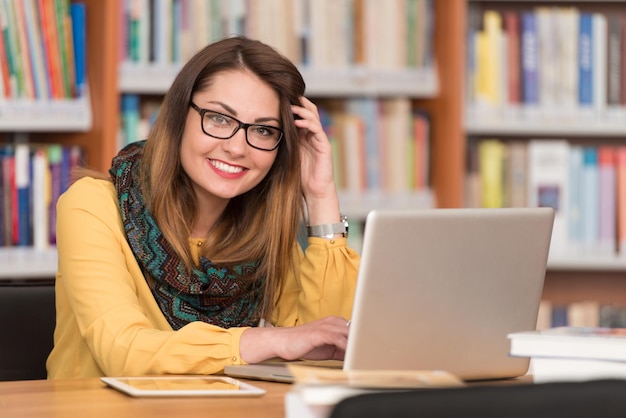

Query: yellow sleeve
[
  {"left": 49, "top": 177, "right": 248, "bottom": 378},
  {"left": 272, "top": 237, "right": 360, "bottom": 326}
]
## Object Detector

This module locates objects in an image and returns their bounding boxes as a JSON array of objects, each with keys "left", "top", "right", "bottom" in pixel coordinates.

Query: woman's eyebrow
[
  {"left": 206, "top": 100, "right": 236, "bottom": 115},
  {"left": 206, "top": 100, "right": 280, "bottom": 124}
]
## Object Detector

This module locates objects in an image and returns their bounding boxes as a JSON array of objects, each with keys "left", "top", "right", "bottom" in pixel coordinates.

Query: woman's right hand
[{"left": 239, "top": 316, "right": 350, "bottom": 364}]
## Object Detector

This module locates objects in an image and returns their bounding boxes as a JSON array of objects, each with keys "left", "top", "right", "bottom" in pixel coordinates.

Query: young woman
[{"left": 47, "top": 37, "right": 359, "bottom": 378}]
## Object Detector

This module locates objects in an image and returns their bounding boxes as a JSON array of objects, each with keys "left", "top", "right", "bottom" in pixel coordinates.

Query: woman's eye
[
  {"left": 254, "top": 127, "right": 270, "bottom": 136},
  {"left": 209, "top": 114, "right": 230, "bottom": 125}
]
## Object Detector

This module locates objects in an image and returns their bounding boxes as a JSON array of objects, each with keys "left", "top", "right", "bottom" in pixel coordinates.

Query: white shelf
[
  {"left": 119, "top": 62, "right": 439, "bottom": 97},
  {"left": 547, "top": 255, "right": 626, "bottom": 272},
  {"left": 4, "top": 241, "right": 626, "bottom": 278},
  {"left": 465, "top": 106, "right": 626, "bottom": 136},
  {"left": 299, "top": 67, "right": 438, "bottom": 97},
  {"left": 0, "top": 247, "right": 58, "bottom": 280},
  {"left": 118, "top": 62, "right": 181, "bottom": 94},
  {"left": 0, "top": 94, "right": 92, "bottom": 132},
  {"left": 339, "top": 190, "right": 435, "bottom": 219}
]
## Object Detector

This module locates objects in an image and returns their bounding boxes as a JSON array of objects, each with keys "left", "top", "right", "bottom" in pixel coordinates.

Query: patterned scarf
[{"left": 110, "top": 141, "right": 264, "bottom": 330}]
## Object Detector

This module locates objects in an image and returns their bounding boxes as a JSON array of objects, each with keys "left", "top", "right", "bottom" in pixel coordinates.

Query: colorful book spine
[
  {"left": 121, "top": 94, "right": 140, "bottom": 147},
  {"left": 506, "top": 141, "right": 527, "bottom": 207},
  {"left": 346, "top": 98, "right": 381, "bottom": 190},
  {"left": 4, "top": 0, "right": 26, "bottom": 98},
  {"left": 620, "top": 15, "right": 626, "bottom": 106},
  {"left": 567, "top": 145, "right": 584, "bottom": 254},
  {"left": 23, "top": 0, "right": 50, "bottom": 99},
  {"left": 598, "top": 147, "right": 616, "bottom": 255},
  {"left": 413, "top": 111, "right": 430, "bottom": 191},
  {"left": 70, "top": 2, "right": 86, "bottom": 96},
  {"left": 337, "top": 113, "right": 366, "bottom": 192},
  {"left": 1, "top": 145, "right": 15, "bottom": 246},
  {"left": 504, "top": 11, "right": 520, "bottom": 105},
  {"left": 482, "top": 10, "right": 503, "bottom": 105},
  {"left": 14, "top": 144, "right": 31, "bottom": 246},
  {"left": 617, "top": 147, "right": 626, "bottom": 257},
  {"left": 32, "top": 147, "right": 50, "bottom": 250},
  {"left": 478, "top": 139, "right": 505, "bottom": 208},
  {"left": 521, "top": 11, "right": 539, "bottom": 105},
  {"left": 47, "top": 144, "right": 62, "bottom": 245},
  {"left": 581, "top": 147, "right": 599, "bottom": 254},
  {"left": 527, "top": 140, "right": 570, "bottom": 256},
  {"left": 0, "top": 146, "right": 7, "bottom": 246},
  {"left": 578, "top": 13, "right": 594, "bottom": 107},
  {"left": 607, "top": 15, "right": 622, "bottom": 106},
  {"left": 36, "top": 0, "right": 54, "bottom": 98},
  {"left": 592, "top": 13, "right": 607, "bottom": 113},
  {"left": 55, "top": 0, "right": 73, "bottom": 97},
  {"left": 0, "top": 0, "right": 12, "bottom": 98},
  {"left": 40, "top": 0, "right": 63, "bottom": 98}
]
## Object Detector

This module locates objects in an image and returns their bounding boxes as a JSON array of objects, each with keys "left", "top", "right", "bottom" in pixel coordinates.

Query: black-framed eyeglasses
[{"left": 190, "top": 102, "right": 283, "bottom": 151}]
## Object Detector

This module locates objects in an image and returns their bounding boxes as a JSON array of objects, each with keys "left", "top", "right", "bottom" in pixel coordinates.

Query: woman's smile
[{"left": 208, "top": 158, "right": 247, "bottom": 177}]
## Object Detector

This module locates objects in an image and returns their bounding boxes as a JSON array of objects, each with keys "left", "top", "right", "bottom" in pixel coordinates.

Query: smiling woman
[
  {"left": 47, "top": 37, "right": 360, "bottom": 379},
  {"left": 180, "top": 69, "right": 281, "bottom": 216}
]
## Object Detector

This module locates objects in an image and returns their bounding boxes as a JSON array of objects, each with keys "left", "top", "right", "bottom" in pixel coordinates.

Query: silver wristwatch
[{"left": 307, "top": 214, "right": 349, "bottom": 239}]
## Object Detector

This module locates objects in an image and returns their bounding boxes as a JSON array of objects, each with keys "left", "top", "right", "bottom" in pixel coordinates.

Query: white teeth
[{"left": 210, "top": 159, "right": 244, "bottom": 174}]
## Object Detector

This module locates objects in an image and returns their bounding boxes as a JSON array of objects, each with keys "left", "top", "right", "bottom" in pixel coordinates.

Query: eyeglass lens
[{"left": 203, "top": 111, "right": 281, "bottom": 150}]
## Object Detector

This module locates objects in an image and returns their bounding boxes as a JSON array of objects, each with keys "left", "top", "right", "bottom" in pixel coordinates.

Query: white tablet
[{"left": 100, "top": 376, "right": 266, "bottom": 397}]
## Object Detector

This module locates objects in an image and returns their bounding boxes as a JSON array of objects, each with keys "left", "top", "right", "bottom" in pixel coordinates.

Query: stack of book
[
  {"left": 508, "top": 327, "right": 626, "bottom": 383},
  {"left": 283, "top": 364, "right": 464, "bottom": 418}
]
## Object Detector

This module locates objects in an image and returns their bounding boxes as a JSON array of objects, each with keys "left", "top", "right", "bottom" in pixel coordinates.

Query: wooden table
[{"left": 0, "top": 377, "right": 292, "bottom": 418}]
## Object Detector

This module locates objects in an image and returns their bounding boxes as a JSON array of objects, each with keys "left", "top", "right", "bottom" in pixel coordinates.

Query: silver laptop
[{"left": 225, "top": 207, "right": 554, "bottom": 382}]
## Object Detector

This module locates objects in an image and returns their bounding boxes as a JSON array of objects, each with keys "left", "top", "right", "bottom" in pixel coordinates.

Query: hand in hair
[{"left": 292, "top": 96, "right": 342, "bottom": 225}]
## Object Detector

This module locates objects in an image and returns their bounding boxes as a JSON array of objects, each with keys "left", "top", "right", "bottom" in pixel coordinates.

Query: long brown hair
[{"left": 140, "top": 37, "right": 306, "bottom": 321}]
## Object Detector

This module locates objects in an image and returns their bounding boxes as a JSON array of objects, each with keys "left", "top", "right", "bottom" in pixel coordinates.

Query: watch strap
[{"left": 307, "top": 215, "right": 349, "bottom": 239}]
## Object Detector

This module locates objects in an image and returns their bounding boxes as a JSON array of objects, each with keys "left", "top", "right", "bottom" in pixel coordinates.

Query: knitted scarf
[{"left": 110, "top": 141, "right": 264, "bottom": 330}]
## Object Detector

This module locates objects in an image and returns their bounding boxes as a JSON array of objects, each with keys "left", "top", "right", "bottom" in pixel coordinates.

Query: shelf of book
[
  {"left": 0, "top": 0, "right": 119, "bottom": 172},
  {"left": 339, "top": 190, "right": 434, "bottom": 218},
  {"left": 547, "top": 256, "right": 626, "bottom": 271},
  {"left": 464, "top": 0, "right": 626, "bottom": 310},
  {"left": 116, "top": 0, "right": 451, "bottom": 214},
  {"left": 0, "top": 247, "right": 57, "bottom": 280},
  {"left": 8, "top": 246, "right": 626, "bottom": 282},
  {"left": 0, "top": 96, "right": 92, "bottom": 132},
  {"left": 0, "top": 1, "right": 120, "bottom": 279},
  {"left": 2, "top": 1, "right": 468, "bottom": 277},
  {"left": 466, "top": 108, "right": 626, "bottom": 136}
]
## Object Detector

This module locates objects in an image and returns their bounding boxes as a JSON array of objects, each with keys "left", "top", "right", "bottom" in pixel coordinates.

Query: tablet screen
[{"left": 101, "top": 376, "right": 266, "bottom": 397}]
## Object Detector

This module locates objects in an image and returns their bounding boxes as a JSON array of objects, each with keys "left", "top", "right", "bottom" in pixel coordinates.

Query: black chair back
[
  {"left": 330, "top": 379, "right": 626, "bottom": 418},
  {"left": 0, "top": 281, "right": 55, "bottom": 381}
]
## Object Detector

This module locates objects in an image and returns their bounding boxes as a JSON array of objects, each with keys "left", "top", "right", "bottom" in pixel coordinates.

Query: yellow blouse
[{"left": 47, "top": 177, "right": 359, "bottom": 379}]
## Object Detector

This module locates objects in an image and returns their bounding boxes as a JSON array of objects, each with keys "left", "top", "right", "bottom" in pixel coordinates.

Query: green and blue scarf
[{"left": 110, "top": 141, "right": 264, "bottom": 330}]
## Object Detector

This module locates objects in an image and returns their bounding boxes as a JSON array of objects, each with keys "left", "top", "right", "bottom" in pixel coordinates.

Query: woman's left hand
[
  {"left": 292, "top": 97, "right": 337, "bottom": 202},
  {"left": 292, "top": 97, "right": 342, "bottom": 224}
]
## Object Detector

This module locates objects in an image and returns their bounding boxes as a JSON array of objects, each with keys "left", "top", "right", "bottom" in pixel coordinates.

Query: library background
[{"left": 1, "top": 0, "right": 626, "bottom": 332}]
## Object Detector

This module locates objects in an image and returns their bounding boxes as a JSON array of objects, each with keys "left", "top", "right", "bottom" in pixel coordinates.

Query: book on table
[
  {"left": 284, "top": 364, "right": 464, "bottom": 418},
  {"left": 508, "top": 326, "right": 626, "bottom": 383}
]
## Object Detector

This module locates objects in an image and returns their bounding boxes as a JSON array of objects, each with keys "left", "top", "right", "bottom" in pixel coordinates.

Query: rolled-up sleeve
[
  {"left": 48, "top": 177, "right": 250, "bottom": 378},
  {"left": 272, "top": 237, "right": 360, "bottom": 326}
]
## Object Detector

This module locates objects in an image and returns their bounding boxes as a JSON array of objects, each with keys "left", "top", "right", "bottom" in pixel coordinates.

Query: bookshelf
[
  {"left": 4, "top": 1, "right": 466, "bottom": 278},
  {"left": 8, "top": 0, "right": 622, "bottom": 321},
  {"left": 1, "top": 0, "right": 120, "bottom": 280},
  {"left": 118, "top": 65, "right": 439, "bottom": 217},
  {"left": 9, "top": 0, "right": 122, "bottom": 174},
  {"left": 116, "top": 1, "right": 466, "bottom": 215},
  {"left": 465, "top": 0, "right": 626, "bottom": 318}
]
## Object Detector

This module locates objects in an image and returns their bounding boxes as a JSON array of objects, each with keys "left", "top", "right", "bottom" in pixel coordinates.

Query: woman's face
[{"left": 181, "top": 69, "right": 281, "bottom": 209}]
